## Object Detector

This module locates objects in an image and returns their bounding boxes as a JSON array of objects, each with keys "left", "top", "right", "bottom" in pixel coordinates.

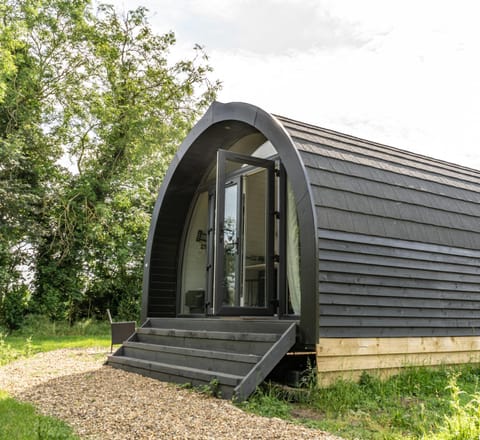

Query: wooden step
[
  {"left": 107, "top": 355, "right": 242, "bottom": 399},
  {"left": 146, "top": 317, "right": 296, "bottom": 334},
  {"left": 121, "top": 341, "right": 260, "bottom": 376},
  {"left": 135, "top": 327, "right": 279, "bottom": 355}
]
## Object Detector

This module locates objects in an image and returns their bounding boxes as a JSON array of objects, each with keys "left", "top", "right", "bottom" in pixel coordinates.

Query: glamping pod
[{"left": 109, "top": 101, "right": 480, "bottom": 398}]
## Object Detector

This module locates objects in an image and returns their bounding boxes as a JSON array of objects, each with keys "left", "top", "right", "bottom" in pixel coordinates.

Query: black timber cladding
[{"left": 277, "top": 116, "right": 480, "bottom": 338}]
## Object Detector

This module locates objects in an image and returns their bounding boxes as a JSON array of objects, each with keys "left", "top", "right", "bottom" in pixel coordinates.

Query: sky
[{"left": 110, "top": 0, "right": 480, "bottom": 170}]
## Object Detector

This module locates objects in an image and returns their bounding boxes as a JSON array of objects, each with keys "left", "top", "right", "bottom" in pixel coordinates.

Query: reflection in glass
[
  {"left": 181, "top": 192, "right": 208, "bottom": 314},
  {"left": 287, "top": 180, "right": 301, "bottom": 314},
  {"left": 223, "top": 184, "right": 238, "bottom": 305},
  {"left": 242, "top": 170, "right": 267, "bottom": 307}
]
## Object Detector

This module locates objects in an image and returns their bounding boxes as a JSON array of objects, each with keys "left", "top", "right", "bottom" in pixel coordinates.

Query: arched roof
[{"left": 142, "top": 102, "right": 319, "bottom": 344}]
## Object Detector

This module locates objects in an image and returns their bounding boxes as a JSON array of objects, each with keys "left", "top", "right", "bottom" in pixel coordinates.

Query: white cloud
[{"left": 108, "top": 0, "right": 480, "bottom": 169}]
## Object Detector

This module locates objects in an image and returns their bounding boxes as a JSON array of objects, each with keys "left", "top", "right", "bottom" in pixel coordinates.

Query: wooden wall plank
[
  {"left": 318, "top": 336, "right": 480, "bottom": 356},
  {"left": 319, "top": 327, "right": 480, "bottom": 338},
  {"left": 319, "top": 283, "right": 480, "bottom": 300},
  {"left": 318, "top": 238, "right": 480, "bottom": 267},
  {"left": 316, "top": 336, "right": 480, "bottom": 386},
  {"left": 319, "top": 293, "right": 480, "bottom": 310},
  {"left": 319, "top": 261, "right": 480, "bottom": 284},
  {"left": 320, "top": 272, "right": 480, "bottom": 291},
  {"left": 319, "top": 250, "right": 480, "bottom": 275},
  {"left": 318, "top": 229, "right": 480, "bottom": 258}
]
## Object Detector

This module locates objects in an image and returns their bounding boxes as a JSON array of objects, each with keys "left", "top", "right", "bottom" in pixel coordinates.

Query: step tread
[
  {"left": 137, "top": 327, "right": 280, "bottom": 342},
  {"left": 123, "top": 341, "right": 261, "bottom": 363},
  {"left": 146, "top": 318, "right": 297, "bottom": 334},
  {"left": 108, "top": 355, "right": 243, "bottom": 386}
]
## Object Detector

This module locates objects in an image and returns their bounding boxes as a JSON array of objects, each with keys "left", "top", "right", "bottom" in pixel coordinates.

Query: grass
[
  {"left": 0, "top": 316, "right": 111, "bottom": 439},
  {"left": 4, "top": 317, "right": 480, "bottom": 439},
  {"left": 0, "top": 390, "right": 79, "bottom": 440},
  {"left": 240, "top": 365, "right": 480, "bottom": 440},
  {"left": 0, "top": 315, "right": 111, "bottom": 366}
]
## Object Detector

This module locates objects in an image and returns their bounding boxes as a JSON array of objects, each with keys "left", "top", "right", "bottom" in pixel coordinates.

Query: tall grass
[
  {"left": 0, "top": 334, "right": 34, "bottom": 366},
  {"left": 13, "top": 314, "right": 111, "bottom": 338},
  {"left": 423, "top": 376, "right": 480, "bottom": 440}
]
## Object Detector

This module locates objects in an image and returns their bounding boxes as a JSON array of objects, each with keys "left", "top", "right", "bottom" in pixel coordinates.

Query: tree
[
  {"left": 0, "top": 0, "right": 88, "bottom": 327},
  {"left": 0, "top": 0, "right": 220, "bottom": 326}
]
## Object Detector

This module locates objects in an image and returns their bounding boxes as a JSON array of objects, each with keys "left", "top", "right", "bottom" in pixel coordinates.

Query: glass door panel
[
  {"left": 214, "top": 149, "right": 275, "bottom": 315},
  {"left": 222, "top": 182, "right": 240, "bottom": 306}
]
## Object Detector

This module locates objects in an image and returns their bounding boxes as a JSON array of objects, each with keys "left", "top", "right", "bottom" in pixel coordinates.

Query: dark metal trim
[
  {"left": 278, "top": 163, "right": 287, "bottom": 316},
  {"left": 142, "top": 101, "right": 319, "bottom": 346}
]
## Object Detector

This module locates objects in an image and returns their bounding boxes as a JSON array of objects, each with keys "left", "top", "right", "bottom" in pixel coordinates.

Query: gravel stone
[{"left": 0, "top": 348, "right": 343, "bottom": 439}]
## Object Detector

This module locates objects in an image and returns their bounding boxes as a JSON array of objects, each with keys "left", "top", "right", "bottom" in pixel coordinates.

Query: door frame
[{"left": 213, "top": 149, "right": 276, "bottom": 315}]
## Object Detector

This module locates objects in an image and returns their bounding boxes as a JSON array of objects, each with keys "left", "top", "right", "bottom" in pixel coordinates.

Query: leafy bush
[
  {"left": 0, "top": 285, "right": 30, "bottom": 331},
  {"left": 116, "top": 295, "right": 141, "bottom": 322}
]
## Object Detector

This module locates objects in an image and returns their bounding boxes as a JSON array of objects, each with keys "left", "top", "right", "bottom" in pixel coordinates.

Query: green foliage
[
  {"left": 0, "top": 332, "right": 33, "bottom": 365},
  {"left": 198, "top": 378, "right": 222, "bottom": 398},
  {"left": 15, "top": 314, "right": 111, "bottom": 338},
  {"left": 423, "top": 376, "right": 480, "bottom": 440},
  {"left": 0, "top": 284, "right": 29, "bottom": 330},
  {"left": 240, "top": 365, "right": 480, "bottom": 440},
  {"left": 0, "top": 390, "right": 79, "bottom": 439},
  {"left": 0, "top": 0, "right": 220, "bottom": 323},
  {"left": 0, "top": 333, "right": 20, "bottom": 365},
  {"left": 242, "top": 385, "right": 292, "bottom": 419}
]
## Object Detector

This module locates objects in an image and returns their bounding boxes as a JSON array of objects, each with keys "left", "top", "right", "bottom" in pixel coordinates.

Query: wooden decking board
[
  {"left": 123, "top": 341, "right": 261, "bottom": 363},
  {"left": 108, "top": 355, "right": 243, "bottom": 386},
  {"left": 137, "top": 327, "right": 280, "bottom": 342},
  {"left": 146, "top": 317, "right": 296, "bottom": 334}
]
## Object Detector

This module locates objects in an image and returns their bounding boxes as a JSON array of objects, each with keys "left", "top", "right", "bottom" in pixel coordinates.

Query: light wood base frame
[{"left": 316, "top": 336, "right": 480, "bottom": 386}]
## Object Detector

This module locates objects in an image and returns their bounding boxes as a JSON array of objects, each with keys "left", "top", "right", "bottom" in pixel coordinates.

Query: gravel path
[{"left": 0, "top": 348, "right": 343, "bottom": 439}]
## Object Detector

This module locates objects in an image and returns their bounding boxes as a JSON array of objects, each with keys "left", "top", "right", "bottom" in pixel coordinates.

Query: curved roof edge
[{"left": 141, "top": 101, "right": 319, "bottom": 344}]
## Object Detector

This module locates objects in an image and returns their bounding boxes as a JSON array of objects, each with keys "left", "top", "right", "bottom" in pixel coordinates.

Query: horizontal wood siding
[
  {"left": 317, "top": 229, "right": 480, "bottom": 337},
  {"left": 278, "top": 116, "right": 480, "bottom": 340},
  {"left": 147, "top": 197, "right": 192, "bottom": 318},
  {"left": 317, "top": 336, "right": 480, "bottom": 385}
]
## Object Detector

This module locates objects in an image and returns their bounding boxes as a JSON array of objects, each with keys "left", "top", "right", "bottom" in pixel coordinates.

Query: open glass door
[{"left": 214, "top": 150, "right": 276, "bottom": 315}]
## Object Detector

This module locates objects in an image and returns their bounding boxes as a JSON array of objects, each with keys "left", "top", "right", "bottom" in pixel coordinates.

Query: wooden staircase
[{"left": 107, "top": 318, "right": 297, "bottom": 401}]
